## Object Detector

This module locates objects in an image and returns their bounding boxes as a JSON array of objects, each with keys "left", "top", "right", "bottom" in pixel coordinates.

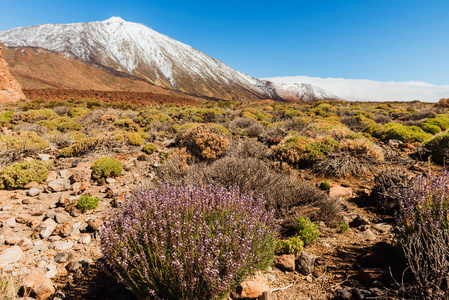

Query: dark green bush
[
  {"left": 77, "top": 194, "right": 99, "bottom": 212},
  {"left": 91, "top": 157, "right": 123, "bottom": 184},
  {"left": 320, "top": 180, "right": 330, "bottom": 190},
  {"left": 423, "top": 133, "right": 449, "bottom": 164}
]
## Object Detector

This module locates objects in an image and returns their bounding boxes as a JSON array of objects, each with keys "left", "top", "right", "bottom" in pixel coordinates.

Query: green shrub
[
  {"left": 319, "top": 180, "right": 330, "bottom": 190},
  {"left": 422, "top": 124, "right": 442, "bottom": 134},
  {"left": 336, "top": 220, "right": 349, "bottom": 233},
  {"left": 364, "top": 123, "right": 431, "bottom": 143},
  {"left": 275, "top": 236, "right": 304, "bottom": 255},
  {"left": 68, "top": 107, "right": 90, "bottom": 118},
  {"left": 423, "top": 133, "right": 449, "bottom": 164},
  {"left": 77, "top": 194, "right": 99, "bottom": 212},
  {"left": 0, "top": 160, "right": 50, "bottom": 189},
  {"left": 297, "top": 216, "right": 319, "bottom": 246},
  {"left": 57, "top": 121, "right": 82, "bottom": 132},
  {"left": 91, "top": 157, "right": 123, "bottom": 184},
  {"left": 142, "top": 143, "right": 157, "bottom": 154},
  {"left": 382, "top": 123, "right": 431, "bottom": 143},
  {"left": 126, "top": 132, "right": 145, "bottom": 146}
]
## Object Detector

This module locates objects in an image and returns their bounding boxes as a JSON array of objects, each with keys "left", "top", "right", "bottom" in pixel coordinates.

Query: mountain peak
[{"left": 103, "top": 16, "right": 126, "bottom": 23}]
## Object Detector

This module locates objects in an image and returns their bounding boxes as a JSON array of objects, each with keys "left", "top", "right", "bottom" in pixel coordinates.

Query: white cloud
[{"left": 263, "top": 76, "right": 449, "bottom": 102}]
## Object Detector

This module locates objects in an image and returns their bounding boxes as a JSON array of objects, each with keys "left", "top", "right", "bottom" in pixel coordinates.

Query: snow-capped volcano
[{"left": 0, "top": 17, "right": 336, "bottom": 102}]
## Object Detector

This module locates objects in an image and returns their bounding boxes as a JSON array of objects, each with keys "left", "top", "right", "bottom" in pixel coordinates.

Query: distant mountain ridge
[{"left": 0, "top": 17, "right": 337, "bottom": 102}]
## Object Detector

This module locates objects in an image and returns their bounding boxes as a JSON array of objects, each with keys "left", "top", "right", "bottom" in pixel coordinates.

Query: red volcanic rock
[{"left": 0, "top": 41, "right": 25, "bottom": 103}]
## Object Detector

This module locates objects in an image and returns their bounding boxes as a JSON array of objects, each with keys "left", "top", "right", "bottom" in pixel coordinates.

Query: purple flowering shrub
[
  {"left": 396, "top": 171, "right": 449, "bottom": 298},
  {"left": 99, "top": 183, "right": 276, "bottom": 300},
  {"left": 396, "top": 171, "right": 449, "bottom": 237}
]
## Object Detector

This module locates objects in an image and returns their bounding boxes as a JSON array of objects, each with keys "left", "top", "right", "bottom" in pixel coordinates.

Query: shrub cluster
[{"left": 100, "top": 183, "right": 276, "bottom": 300}]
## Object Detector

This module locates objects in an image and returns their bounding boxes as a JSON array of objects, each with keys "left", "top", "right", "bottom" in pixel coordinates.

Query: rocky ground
[{"left": 0, "top": 138, "right": 420, "bottom": 300}]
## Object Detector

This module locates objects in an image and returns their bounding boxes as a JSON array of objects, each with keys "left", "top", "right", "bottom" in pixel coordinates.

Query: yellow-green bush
[
  {"left": 0, "top": 160, "right": 50, "bottom": 189},
  {"left": 59, "top": 136, "right": 102, "bottom": 157},
  {"left": 68, "top": 107, "right": 90, "bottom": 118},
  {"left": 91, "top": 157, "right": 123, "bottom": 184},
  {"left": 273, "top": 135, "right": 339, "bottom": 165},
  {"left": 0, "top": 131, "right": 49, "bottom": 152},
  {"left": 113, "top": 119, "right": 141, "bottom": 132},
  {"left": 126, "top": 132, "right": 145, "bottom": 146},
  {"left": 11, "top": 109, "right": 57, "bottom": 123},
  {"left": 365, "top": 123, "right": 431, "bottom": 143},
  {"left": 142, "top": 143, "right": 157, "bottom": 154}
]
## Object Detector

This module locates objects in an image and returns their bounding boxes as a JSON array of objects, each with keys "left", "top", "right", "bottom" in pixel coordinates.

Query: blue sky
[{"left": 1, "top": 0, "right": 449, "bottom": 84}]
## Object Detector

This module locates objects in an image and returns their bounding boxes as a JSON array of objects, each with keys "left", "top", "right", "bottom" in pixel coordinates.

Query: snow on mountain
[{"left": 0, "top": 17, "right": 334, "bottom": 102}]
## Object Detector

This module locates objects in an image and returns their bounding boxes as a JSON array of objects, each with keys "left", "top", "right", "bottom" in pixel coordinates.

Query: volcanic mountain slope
[
  {"left": 0, "top": 17, "right": 338, "bottom": 102},
  {"left": 3, "top": 47, "right": 167, "bottom": 92}
]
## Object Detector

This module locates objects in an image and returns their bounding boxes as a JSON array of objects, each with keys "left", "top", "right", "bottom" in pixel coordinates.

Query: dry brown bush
[
  {"left": 371, "top": 168, "right": 413, "bottom": 215},
  {"left": 13, "top": 123, "right": 49, "bottom": 136},
  {"left": 258, "top": 124, "right": 286, "bottom": 146},
  {"left": 225, "top": 138, "right": 270, "bottom": 159},
  {"left": 53, "top": 106, "right": 71, "bottom": 116},
  {"left": 314, "top": 139, "right": 383, "bottom": 177},
  {"left": 227, "top": 117, "right": 264, "bottom": 137},
  {"left": 175, "top": 124, "right": 229, "bottom": 160}
]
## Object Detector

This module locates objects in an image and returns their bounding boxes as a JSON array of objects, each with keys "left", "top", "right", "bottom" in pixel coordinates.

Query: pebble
[{"left": 28, "top": 187, "right": 42, "bottom": 197}]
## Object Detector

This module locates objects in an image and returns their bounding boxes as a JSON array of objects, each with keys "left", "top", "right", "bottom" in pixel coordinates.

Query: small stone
[
  {"left": 38, "top": 154, "right": 51, "bottom": 161},
  {"left": 50, "top": 240, "right": 74, "bottom": 251},
  {"left": 18, "top": 238, "right": 33, "bottom": 251},
  {"left": 5, "top": 236, "right": 22, "bottom": 245},
  {"left": 329, "top": 186, "right": 353, "bottom": 199},
  {"left": 22, "top": 268, "right": 56, "bottom": 300},
  {"left": 55, "top": 222, "right": 72, "bottom": 238},
  {"left": 232, "top": 280, "right": 263, "bottom": 299},
  {"left": 70, "top": 207, "right": 81, "bottom": 217},
  {"left": 0, "top": 246, "right": 23, "bottom": 268},
  {"left": 28, "top": 187, "right": 42, "bottom": 197},
  {"left": 296, "top": 251, "right": 315, "bottom": 276},
  {"left": 363, "top": 229, "right": 376, "bottom": 241},
  {"left": 45, "top": 264, "right": 58, "bottom": 278},
  {"left": 372, "top": 223, "right": 392, "bottom": 233},
  {"left": 274, "top": 254, "right": 296, "bottom": 272},
  {"left": 16, "top": 213, "right": 32, "bottom": 224},
  {"left": 38, "top": 218, "right": 57, "bottom": 239},
  {"left": 55, "top": 251, "right": 74, "bottom": 264},
  {"left": 106, "top": 178, "right": 116, "bottom": 184},
  {"left": 79, "top": 233, "right": 91, "bottom": 244},
  {"left": 24, "top": 181, "right": 39, "bottom": 189},
  {"left": 48, "top": 236, "right": 61, "bottom": 242},
  {"left": 4, "top": 217, "right": 16, "bottom": 228},
  {"left": 55, "top": 213, "right": 70, "bottom": 224},
  {"left": 72, "top": 159, "right": 81, "bottom": 168},
  {"left": 48, "top": 179, "right": 71, "bottom": 192},
  {"left": 87, "top": 219, "right": 103, "bottom": 231}
]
